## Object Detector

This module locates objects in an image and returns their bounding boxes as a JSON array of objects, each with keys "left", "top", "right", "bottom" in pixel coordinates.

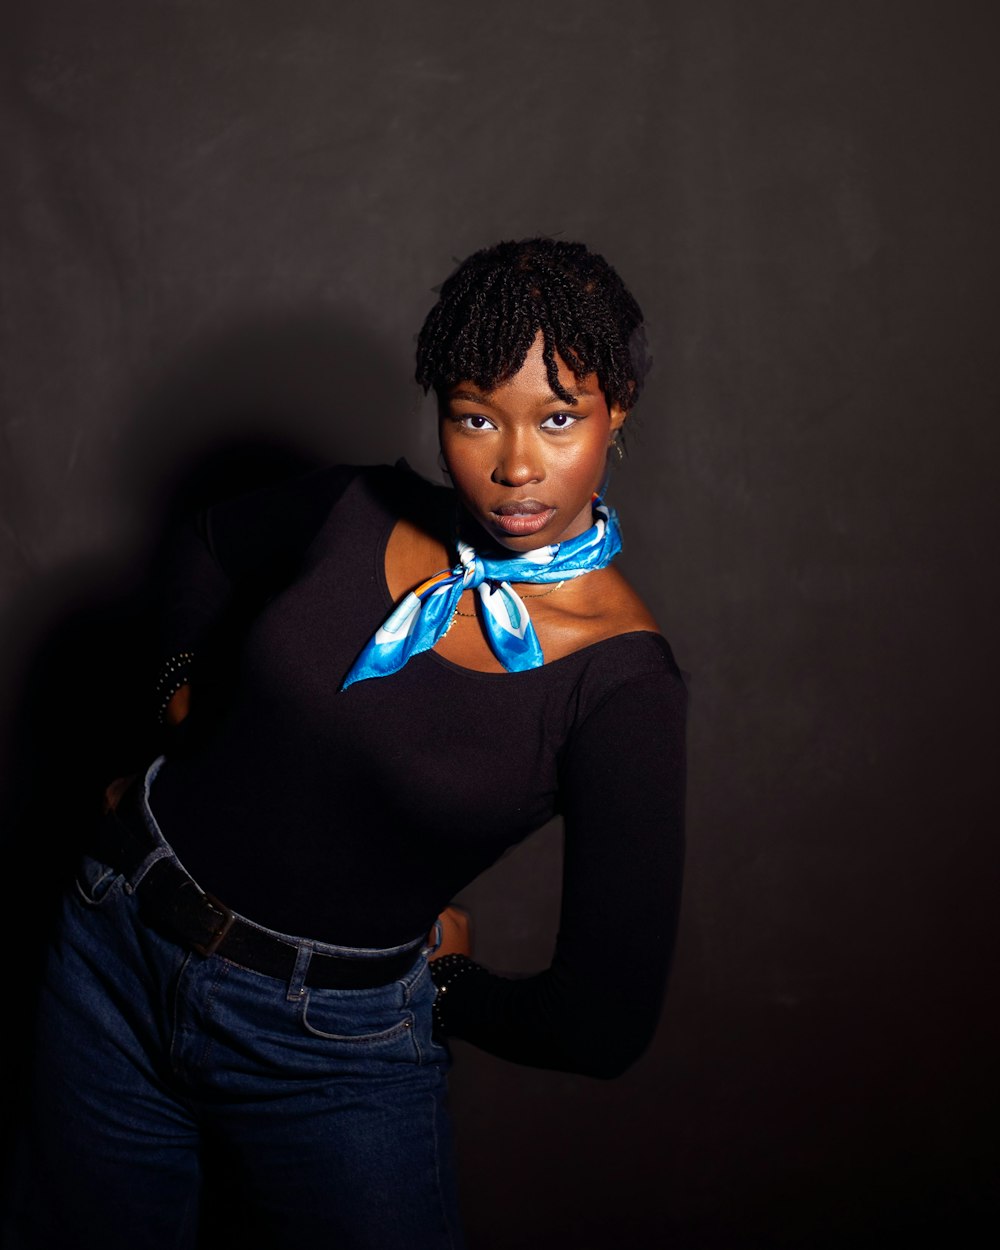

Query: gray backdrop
[{"left": 2, "top": 2, "right": 997, "bottom": 1246}]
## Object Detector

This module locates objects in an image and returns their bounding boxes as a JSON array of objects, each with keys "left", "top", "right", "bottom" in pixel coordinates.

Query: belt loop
[
  {"left": 287, "top": 941, "right": 314, "bottom": 1001},
  {"left": 421, "top": 919, "right": 443, "bottom": 959}
]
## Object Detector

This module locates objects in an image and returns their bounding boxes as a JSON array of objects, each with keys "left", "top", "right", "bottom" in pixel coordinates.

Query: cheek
[
  {"left": 439, "top": 433, "right": 487, "bottom": 494},
  {"left": 561, "top": 431, "right": 611, "bottom": 488}
]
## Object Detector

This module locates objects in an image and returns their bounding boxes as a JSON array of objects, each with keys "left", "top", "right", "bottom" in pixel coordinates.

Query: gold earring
[{"left": 609, "top": 434, "right": 624, "bottom": 463}]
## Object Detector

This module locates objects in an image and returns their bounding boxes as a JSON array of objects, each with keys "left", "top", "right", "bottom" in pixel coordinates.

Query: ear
[{"left": 609, "top": 402, "right": 628, "bottom": 435}]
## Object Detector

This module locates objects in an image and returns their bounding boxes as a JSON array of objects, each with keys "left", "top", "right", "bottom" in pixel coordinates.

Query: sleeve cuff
[
  {"left": 154, "top": 651, "right": 195, "bottom": 724},
  {"left": 427, "top": 953, "right": 489, "bottom": 1037}
]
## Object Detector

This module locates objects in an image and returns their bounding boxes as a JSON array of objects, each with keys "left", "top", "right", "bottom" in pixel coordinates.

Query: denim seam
[
  {"left": 299, "top": 1006, "right": 416, "bottom": 1045},
  {"left": 193, "top": 957, "right": 231, "bottom": 1071},
  {"left": 429, "top": 1084, "right": 460, "bottom": 1249},
  {"left": 168, "top": 950, "right": 194, "bottom": 1077}
]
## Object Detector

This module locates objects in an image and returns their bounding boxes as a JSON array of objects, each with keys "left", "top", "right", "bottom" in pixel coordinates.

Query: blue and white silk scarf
[{"left": 341, "top": 498, "right": 622, "bottom": 689}]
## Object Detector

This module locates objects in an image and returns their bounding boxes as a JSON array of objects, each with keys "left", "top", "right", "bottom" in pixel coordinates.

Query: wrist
[{"left": 427, "top": 953, "right": 487, "bottom": 1037}]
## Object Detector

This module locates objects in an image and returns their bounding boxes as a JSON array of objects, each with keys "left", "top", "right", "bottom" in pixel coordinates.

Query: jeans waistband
[{"left": 91, "top": 758, "right": 427, "bottom": 990}]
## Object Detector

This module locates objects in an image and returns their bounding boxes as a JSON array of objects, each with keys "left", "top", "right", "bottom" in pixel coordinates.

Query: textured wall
[{"left": 2, "top": 2, "right": 997, "bottom": 1245}]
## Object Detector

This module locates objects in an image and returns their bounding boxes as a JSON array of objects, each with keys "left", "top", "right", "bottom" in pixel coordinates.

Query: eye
[
  {"left": 541, "top": 412, "right": 580, "bottom": 430},
  {"left": 455, "top": 414, "right": 497, "bottom": 431}
]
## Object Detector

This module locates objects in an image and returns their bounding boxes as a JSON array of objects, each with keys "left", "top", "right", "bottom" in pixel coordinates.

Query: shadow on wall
[{"left": 0, "top": 308, "right": 422, "bottom": 1191}]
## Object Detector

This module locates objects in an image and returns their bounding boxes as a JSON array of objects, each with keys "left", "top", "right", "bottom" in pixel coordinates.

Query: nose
[{"left": 491, "top": 430, "right": 544, "bottom": 488}]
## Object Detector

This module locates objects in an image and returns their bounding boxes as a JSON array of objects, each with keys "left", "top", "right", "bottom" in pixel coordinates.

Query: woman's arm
[
  {"left": 146, "top": 466, "right": 358, "bottom": 728},
  {"left": 429, "top": 662, "right": 687, "bottom": 1079},
  {"left": 100, "top": 466, "right": 357, "bottom": 808}
]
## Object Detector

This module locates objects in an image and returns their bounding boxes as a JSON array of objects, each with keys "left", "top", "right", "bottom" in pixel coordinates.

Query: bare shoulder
[
  {"left": 590, "top": 564, "right": 661, "bottom": 636},
  {"left": 384, "top": 514, "right": 450, "bottom": 599},
  {"left": 527, "top": 564, "right": 662, "bottom": 661}
]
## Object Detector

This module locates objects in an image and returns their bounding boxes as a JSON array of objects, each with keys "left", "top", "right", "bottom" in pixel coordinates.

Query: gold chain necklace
[{"left": 453, "top": 580, "right": 566, "bottom": 617}]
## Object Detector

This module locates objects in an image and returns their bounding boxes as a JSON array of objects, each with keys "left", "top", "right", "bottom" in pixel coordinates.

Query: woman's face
[{"left": 439, "top": 331, "right": 627, "bottom": 554}]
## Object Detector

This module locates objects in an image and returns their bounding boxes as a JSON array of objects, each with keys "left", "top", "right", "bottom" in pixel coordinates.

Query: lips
[{"left": 490, "top": 499, "right": 556, "bottom": 537}]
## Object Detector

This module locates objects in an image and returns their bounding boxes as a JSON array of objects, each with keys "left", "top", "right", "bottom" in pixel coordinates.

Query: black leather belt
[{"left": 91, "top": 783, "right": 422, "bottom": 990}]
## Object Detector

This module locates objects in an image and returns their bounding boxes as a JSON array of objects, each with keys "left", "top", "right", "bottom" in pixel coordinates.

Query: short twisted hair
[{"left": 415, "top": 238, "right": 648, "bottom": 412}]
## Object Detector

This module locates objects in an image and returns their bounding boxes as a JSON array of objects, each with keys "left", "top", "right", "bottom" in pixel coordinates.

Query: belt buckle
[{"left": 191, "top": 892, "right": 236, "bottom": 957}]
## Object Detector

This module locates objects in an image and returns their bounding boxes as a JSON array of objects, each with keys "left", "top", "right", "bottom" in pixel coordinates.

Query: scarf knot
[
  {"left": 341, "top": 498, "right": 622, "bottom": 689},
  {"left": 459, "top": 545, "right": 485, "bottom": 589}
]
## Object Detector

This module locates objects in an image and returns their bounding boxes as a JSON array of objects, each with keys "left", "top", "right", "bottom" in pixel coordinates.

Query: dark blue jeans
[{"left": 4, "top": 762, "right": 464, "bottom": 1250}]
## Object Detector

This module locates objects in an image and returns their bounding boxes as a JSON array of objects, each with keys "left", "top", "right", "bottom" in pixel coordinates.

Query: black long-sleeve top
[{"left": 148, "top": 462, "right": 687, "bottom": 1078}]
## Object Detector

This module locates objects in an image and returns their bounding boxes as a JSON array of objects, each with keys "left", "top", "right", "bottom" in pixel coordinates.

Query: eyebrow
[
  {"left": 448, "top": 386, "right": 588, "bottom": 406},
  {"left": 448, "top": 389, "right": 494, "bottom": 405}
]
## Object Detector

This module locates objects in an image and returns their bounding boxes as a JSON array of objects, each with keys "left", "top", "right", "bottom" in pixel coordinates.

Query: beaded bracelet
[
  {"left": 154, "top": 651, "right": 195, "bottom": 724},
  {"left": 428, "top": 953, "right": 488, "bottom": 1036}
]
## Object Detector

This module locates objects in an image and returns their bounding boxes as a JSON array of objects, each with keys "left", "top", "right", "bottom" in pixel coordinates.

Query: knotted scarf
[{"left": 341, "top": 498, "right": 622, "bottom": 689}]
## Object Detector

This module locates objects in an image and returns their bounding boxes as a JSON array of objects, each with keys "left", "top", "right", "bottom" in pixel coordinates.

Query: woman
[{"left": 4, "top": 238, "right": 686, "bottom": 1249}]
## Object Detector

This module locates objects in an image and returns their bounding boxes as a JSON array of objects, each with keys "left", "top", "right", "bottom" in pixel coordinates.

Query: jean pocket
[{"left": 299, "top": 982, "right": 416, "bottom": 1049}]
